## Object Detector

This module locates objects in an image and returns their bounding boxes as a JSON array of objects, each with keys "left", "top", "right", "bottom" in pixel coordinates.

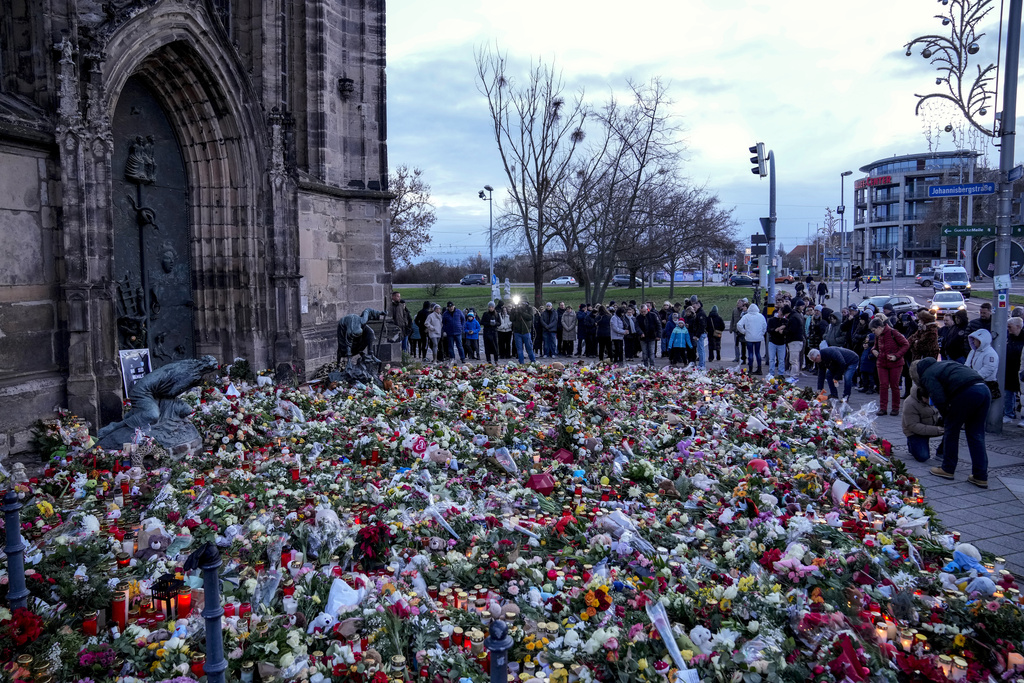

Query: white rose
[
  {"left": 747, "top": 620, "right": 760, "bottom": 634},
  {"left": 280, "top": 653, "right": 295, "bottom": 668}
]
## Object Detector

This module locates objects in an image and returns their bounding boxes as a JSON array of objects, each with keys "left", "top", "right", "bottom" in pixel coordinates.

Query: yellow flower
[
  {"left": 580, "top": 611, "right": 590, "bottom": 621},
  {"left": 155, "top": 648, "right": 166, "bottom": 658},
  {"left": 954, "top": 634, "right": 967, "bottom": 647},
  {"left": 637, "top": 659, "right": 648, "bottom": 671},
  {"left": 526, "top": 642, "right": 536, "bottom": 651}
]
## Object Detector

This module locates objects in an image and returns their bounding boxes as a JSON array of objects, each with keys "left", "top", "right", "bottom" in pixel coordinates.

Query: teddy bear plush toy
[{"left": 136, "top": 531, "right": 172, "bottom": 561}]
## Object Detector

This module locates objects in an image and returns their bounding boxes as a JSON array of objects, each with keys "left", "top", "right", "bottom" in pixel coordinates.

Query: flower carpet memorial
[{"left": 1, "top": 362, "right": 1022, "bottom": 683}]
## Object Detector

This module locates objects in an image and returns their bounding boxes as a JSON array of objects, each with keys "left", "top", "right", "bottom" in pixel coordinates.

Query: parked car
[
  {"left": 550, "top": 276, "right": 578, "bottom": 286},
  {"left": 729, "top": 274, "right": 757, "bottom": 287},
  {"left": 856, "top": 295, "right": 920, "bottom": 315},
  {"left": 915, "top": 268, "right": 935, "bottom": 287},
  {"left": 775, "top": 274, "right": 795, "bottom": 284},
  {"left": 459, "top": 274, "right": 488, "bottom": 286},
  {"left": 929, "top": 291, "right": 967, "bottom": 316},
  {"left": 611, "top": 274, "right": 642, "bottom": 287},
  {"left": 932, "top": 266, "right": 971, "bottom": 298}
]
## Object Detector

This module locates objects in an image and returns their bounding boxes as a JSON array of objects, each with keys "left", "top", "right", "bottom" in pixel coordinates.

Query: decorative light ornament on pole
[
  {"left": 479, "top": 186, "right": 495, "bottom": 298},
  {"left": 749, "top": 142, "right": 776, "bottom": 311}
]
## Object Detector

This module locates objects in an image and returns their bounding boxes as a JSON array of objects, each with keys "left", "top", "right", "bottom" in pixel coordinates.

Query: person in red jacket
[{"left": 870, "top": 318, "right": 910, "bottom": 416}]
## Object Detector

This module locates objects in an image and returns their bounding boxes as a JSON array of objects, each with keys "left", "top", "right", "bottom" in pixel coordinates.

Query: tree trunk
[
  {"left": 533, "top": 252, "right": 545, "bottom": 308},
  {"left": 668, "top": 257, "right": 677, "bottom": 299}
]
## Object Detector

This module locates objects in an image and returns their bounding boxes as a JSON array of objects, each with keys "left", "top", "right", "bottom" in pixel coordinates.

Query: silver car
[{"left": 928, "top": 291, "right": 967, "bottom": 316}]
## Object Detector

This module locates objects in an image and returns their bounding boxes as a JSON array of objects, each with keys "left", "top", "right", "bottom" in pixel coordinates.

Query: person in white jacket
[
  {"left": 425, "top": 304, "right": 444, "bottom": 362},
  {"left": 967, "top": 328, "right": 999, "bottom": 381},
  {"left": 736, "top": 304, "right": 767, "bottom": 375}
]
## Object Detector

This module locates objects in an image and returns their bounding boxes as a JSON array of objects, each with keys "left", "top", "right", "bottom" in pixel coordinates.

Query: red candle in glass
[
  {"left": 83, "top": 612, "right": 98, "bottom": 636},
  {"left": 283, "top": 583, "right": 295, "bottom": 597},
  {"left": 224, "top": 602, "right": 235, "bottom": 617},
  {"left": 291, "top": 467, "right": 300, "bottom": 482},
  {"left": 191, "top": 655, "right": 206, "bottom": 677},
  {"left": 178, "top": 589, "right": 192, "bottom": 618},
  {"left": 195, "top": 476, "right": 205, "bottom": 487},
  {"left": 371, "top": 449, "right": 380, "bottom": 465},
  {"left": 112, "top": 589, "right": 129, "bottom": 632},
  {"left": 121, "top": 482, "right": 130, "bottom": 496},
  {"left": 281, "top": 549, "right": 292, "bottom": 567}
]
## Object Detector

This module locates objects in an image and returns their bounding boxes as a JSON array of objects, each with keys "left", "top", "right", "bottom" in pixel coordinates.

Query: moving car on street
[
  {"left": 915, "top": 268, "right": 935, "bottom": 287},
  {"left": 928, "top": 291, "right": 967, "bottom": 316},
  {"left": 460, "top": 274, "right": 488, "bottom": 285},
  {"left": 611, "top": 274, "right": 642, "bottom": 287},
  {"left": 856, "top": 295, "right": 920, "bottom": 314},
  {"left": 932, "top": 266, "right": 971, "bottom": 298},
  {"left": 550, "top": 276, "right": 578, "bottom": 286},
  {"left": 775, "top": 274, "right": 795, "bottom": 284},
  {"left": 729, "top": 274, "right": 757, "bottom": 287}
]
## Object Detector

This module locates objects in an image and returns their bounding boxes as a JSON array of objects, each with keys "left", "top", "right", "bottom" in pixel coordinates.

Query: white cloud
[{"left": 386, "top": 0, "right": 1014, "bottom": 256}]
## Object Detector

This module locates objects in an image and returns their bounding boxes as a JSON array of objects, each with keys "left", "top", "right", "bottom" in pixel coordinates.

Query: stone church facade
[{"left": 0, "top": 0, "right": 391, "bottom": 455}]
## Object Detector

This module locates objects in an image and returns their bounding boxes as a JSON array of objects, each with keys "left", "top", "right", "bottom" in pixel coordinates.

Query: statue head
[{"left": 160, "top": 249, "right": 176, "bottom": 273}]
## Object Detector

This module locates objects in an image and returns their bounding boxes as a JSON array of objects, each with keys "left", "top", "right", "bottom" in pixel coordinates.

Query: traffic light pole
[
  {"left": 767, "top": 150, "right": 776, "bottom": 309},
  {"left": 987, "top": 0, "right": 1022, "bottom": 434}
]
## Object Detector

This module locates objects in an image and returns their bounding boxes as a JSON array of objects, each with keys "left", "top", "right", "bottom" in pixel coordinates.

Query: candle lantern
[
  {"left": 952, "top": 657, "right": 968, "bottom": 681},
  {"left": 152, "top": 573, "right": 184, "bottom": 621},
  {"left": 874, "top": 623, "right": 888, "bottom": 643},
  {"left": 241, "top": 662, "right": 255, "bottom": 683},
  {"left": 938, "top": 655, "right": 953, "bottom": 678},
  {"left": 191, "top": 653, "right": 206, "bottom": 677}
]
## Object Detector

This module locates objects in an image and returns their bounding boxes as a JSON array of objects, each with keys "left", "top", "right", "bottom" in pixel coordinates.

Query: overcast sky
[{"left": 386, "top": 0, "right": 1017, "bottom": 263}]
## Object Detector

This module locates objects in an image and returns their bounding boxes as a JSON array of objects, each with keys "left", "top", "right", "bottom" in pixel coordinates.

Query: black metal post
[
  {"left": 3, "top": 490, "right": 28, "bottom": 609},
  {"left": 201, "top": 546, "right": 228, "bottom": 683},
  {"left": 484, "top": 620, "right": 513, "bottom": 683}
]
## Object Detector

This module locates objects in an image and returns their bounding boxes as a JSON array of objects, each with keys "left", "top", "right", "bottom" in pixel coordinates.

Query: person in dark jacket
[
  {"left": 596, "top": 306, "right": 612, "bottom": 361},
  {"left": 442, "top": 302, "right": 467, "bottom": 363},
  {"left": 510, "top": 300, "right": 537, "bottom": 363},
  {"left": 481, "top": 302, "right": 500, "bottom": 364},
  {"left": 1004, "top": 316, "right": 1024, "bottom": 423},
  {"left": 540, "top": 303, "right": 559, "bottom": 358},
  {"left": 784, "top": 305, "right": 806, "bottom": 379},
  {"left": 808, "top": 346, "right": 860, "bottom": 399},
  {"left": 533, "top": 309, "right": 544, "bottom": 355},
  {"left": 574, "top": 304, "right": 588, "bottom": 356},
  {"left": 858, "top": 332, "right": 878, "bottom": 393},
  {"left": 908, "top": 310, "right": 940, "bottom": 361},
  {"left": 946, "top": 309, "right": 971, "bottom": 363},
  {"left": 816, "top": 280, "right": 829, "bottom": 301},
  {"left": 917, "top": 357, "right": 990, "bottom": 488},
  {"left": 689, "top": 296, "right": 709, "bottom": 368},
  {"left": 967, "top": 302, "right": 993, "bottom": 334},
  {"left": 637, "top": 304, "right": 662, "bottom": 367},
  {"left": 413, "top": 301, "right": 432, "bottom": 360},
  {"left": 823, "top": 309, "right": 846, "bottom": 349},
  {"left": 708, "top": 305, "right": 726, "bottom": 361},
  {"left": 766, "top": 308, "right": 788, "bottom": 377},
  {"left": 730, "top": 299, "right": 747, "bottom": 362}
]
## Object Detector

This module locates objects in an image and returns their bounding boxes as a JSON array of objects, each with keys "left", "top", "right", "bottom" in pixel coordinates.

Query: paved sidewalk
[{"left": 781, "top": 371, "right": 1024, "bottom": 576}]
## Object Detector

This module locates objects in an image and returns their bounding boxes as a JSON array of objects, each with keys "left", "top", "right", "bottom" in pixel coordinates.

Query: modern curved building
[{"left": 852, "top": 150, "right": 978, "bottom": 275}]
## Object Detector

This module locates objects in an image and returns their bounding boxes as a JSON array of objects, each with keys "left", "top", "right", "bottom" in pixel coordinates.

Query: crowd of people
[{"left": 385, "top": 286, "right": 1021, "bottom": 490}]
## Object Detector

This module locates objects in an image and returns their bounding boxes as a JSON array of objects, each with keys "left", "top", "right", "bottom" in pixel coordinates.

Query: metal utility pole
[
  {"left": 479, "top": 185, "right": 494, "bottom": 291},
  {"left": 988, "top": 0, "right": 1022, "bottom": 433},
  {"left": 749, "top": 142, "right": 776, "bottom": 310}
]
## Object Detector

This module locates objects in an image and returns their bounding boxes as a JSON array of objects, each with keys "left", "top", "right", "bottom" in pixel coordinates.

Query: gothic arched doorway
[{"left": 111, "top": 75, "right": 195, "bottom": 367}]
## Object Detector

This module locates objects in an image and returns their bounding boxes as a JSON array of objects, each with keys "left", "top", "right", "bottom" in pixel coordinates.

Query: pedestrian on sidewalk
[
  {"left": 610, "top": 306, "right": 628, "bottom": 365},
  {"left": 784, "top": 303, "right": 805, "bottom": 379},
  {"left": 871, "top": 318, "right": 909, "bottom": 416},
  {"left": 902, "top": 361, "right": 945, "bottom": 462},
  {"left": 464, "top": 311, "right": 481, "bottom": 360},
  {"left": 708, "top": 305, "right": 725, "bottom": 362},
  {"left": 808, "top": 346, "right": 859, "bottom": 399},
  {"left": 858, "top": 332, "right": 878, "bottom": 394},
  {"left": 966, "top": 329, "right": 999, "bottom": 385},
  {"left": 917, "top": 357, "right": 991, "bottom": 488},
  {"left": 737, "top": 303, "right": 766, "bottom": 375},
  {"left": 425, "top": 304, "right": 443, "bottom": 362}
]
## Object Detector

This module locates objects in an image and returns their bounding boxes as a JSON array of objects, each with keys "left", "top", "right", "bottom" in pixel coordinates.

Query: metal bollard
[
  {"left": 187, "top": 543, "right": 228, "bottom": 683},
  {"left": 3, "top": 490, "right": 29, "bottom": 609},
  {"left": 483, "top": 620, "right": 513, "bottom": 683}
]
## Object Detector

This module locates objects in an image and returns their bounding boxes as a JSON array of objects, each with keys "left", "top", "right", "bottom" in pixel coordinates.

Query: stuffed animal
[{"left": 136, "top": 531, "right": 172, "bottom": 561}]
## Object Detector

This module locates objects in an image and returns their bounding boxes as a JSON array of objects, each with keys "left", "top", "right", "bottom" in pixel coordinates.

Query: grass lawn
[{"left": 397, "top": 285, "right": 746, "bottom": 315}]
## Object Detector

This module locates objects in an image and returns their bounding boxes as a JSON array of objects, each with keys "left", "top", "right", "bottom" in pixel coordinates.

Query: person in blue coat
[
  {"left": 464, "top": 311, "right": 482, "bottom": 360},
  {"left": 442, "top": 301, "right": 466, "bottom": 363}
]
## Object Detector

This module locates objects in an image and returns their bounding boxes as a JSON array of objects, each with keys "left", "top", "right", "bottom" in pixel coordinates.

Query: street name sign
[
  {"left": 1011, "top": 164, "right": 1024, "bottom": 183},
  {"left": 941, "top": 224, "right": 1024, "bottom": 237},
  {"left": 928, "top": 182, "right": 996, "bottom": 198}
]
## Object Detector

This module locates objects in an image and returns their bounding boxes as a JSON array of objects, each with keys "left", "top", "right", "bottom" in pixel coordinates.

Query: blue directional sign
[{"left": 928, "top": 182, "right": 996, "bottom": 198}]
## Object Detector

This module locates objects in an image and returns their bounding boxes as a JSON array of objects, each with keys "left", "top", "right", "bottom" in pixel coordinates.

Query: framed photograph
[{"left": 119, "top": 349, "right": 152, "bottom": 396}]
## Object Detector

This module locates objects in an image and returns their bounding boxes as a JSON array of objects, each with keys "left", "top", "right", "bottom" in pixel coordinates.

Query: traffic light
[{"left": 749, "top": 142, "right": 767, "bottom": 177}]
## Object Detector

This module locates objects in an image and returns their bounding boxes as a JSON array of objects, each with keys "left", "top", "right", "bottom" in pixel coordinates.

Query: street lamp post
[
  {"left": 839, "top": 170, "right": 853, "bottom": 310},
  {"left": 479, "top": 185, "right": 494, "bottom": 293}
]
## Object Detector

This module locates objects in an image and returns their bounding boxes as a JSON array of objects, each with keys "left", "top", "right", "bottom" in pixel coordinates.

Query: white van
[{"left": 932, "top": 266, "right": 972, "bottom": 298}]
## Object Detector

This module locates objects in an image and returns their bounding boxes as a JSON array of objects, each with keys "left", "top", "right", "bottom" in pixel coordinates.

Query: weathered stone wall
[
  {"left": 0, "top": 144, "right": 65, "bottom": 455},
  {"left": 0, "top": 0, "right": 392, "bottom": 457}
]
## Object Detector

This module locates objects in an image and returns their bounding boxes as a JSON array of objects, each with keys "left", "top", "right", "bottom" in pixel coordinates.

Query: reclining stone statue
[{"left": 97, "top": 355, "right": 218, "bottom": 455}]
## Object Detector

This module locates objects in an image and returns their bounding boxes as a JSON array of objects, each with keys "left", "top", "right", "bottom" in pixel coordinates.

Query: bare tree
[
  {"left": 477, "top": 46, "right": 587, "bottom": 308},
  {"left": 387, "top": 165, "right": 437, "bottom": 271}
]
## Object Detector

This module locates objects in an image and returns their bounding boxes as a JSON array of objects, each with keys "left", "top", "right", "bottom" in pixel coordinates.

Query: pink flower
[
  {"left": 604, "top": 637, "right": 619, "bottom": 650},
  {"left": 985, "top": 600, "right": 1001, "bottom": 612}
]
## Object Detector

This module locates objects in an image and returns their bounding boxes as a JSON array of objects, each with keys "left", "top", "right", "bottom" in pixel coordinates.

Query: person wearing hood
[
  {"left": 736, "top": 303, "right": 767, "bottom": 375},
  {"left": 870, "top": 317, "right": 910, "bottom": 416},
  {"left": 808, "top": 346, "right": 859, "bottom": 399},
  {"left": 540, "top": 302, "right": 559, "bottom": 359},
  {"left": 823, "top": 308, "right": 846, "bottom": 349},
  {"left": 464, "top": 311, "right": 481, "bottom": 360},
  {"left": 413, "top": 301, "right": 432, "bottom": 360},
  {"left": 731, "top": 299, "right": 748, "bottom": 363},
  {"left": 966, "top": 328, "right": 999, "bottom": 382},
  {"left": 917, "top": 357, "right": 990, "bottom": 488},
  {"left": 902, "top": 360, "right": 945, "bottom": 462},
  {"left": 560, "top": 302, "right": 577, "bottom": 357}
]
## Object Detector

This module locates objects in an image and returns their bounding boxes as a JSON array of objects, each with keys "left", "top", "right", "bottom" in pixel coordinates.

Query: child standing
[
  {"left": 858, "top": 332, "right": 878, "bottom": 394},
  {"left": 464, "top": 312, "right": 481, "bottom": 360},
  {"left": 902, "top": 361, "right": 944, "bottom": 462}
]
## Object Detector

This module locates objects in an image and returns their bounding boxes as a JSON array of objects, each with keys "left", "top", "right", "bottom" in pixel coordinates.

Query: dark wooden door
[{"left": 111, "top": 76, "right": 194, "bottom": 367}]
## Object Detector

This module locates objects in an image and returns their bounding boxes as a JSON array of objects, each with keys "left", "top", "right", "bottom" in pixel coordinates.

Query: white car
[
  {"left": 929, "top": 291, "right": 967, "bottom": 316},
  {"left": 550, "top": 276, "right": 578, "bottom": 286}
]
